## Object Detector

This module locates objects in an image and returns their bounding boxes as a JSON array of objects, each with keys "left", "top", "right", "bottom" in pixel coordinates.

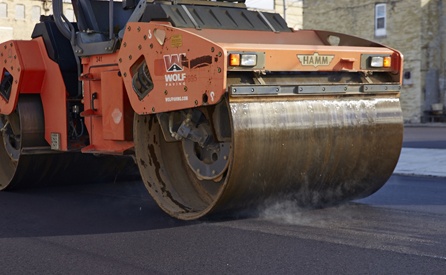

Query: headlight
[
  {"left": 370, "top": 56, "right": 391, "bottom": 68},
  {"left": 240, "top": 54, "right": 257, "bottom": 66},
  {"left": 229, "top": 53, "right": 257, "bottom": 67}
]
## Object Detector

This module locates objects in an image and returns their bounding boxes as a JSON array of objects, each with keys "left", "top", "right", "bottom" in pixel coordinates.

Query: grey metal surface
[
  {"left": 230, "top": 84, "right": 401, "bottom": 96},
  {"left": 141, "top": 2, "right": 290, "bottom": 32},
  {"left": 182, "top": 139, "right": 230, "bottom": 180},
  {"left": 363, "top": 84, "right": 401, "bottom": 92}
]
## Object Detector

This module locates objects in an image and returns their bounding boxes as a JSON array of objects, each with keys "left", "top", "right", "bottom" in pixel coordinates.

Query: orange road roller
[{"left": 0, "top": 0, "right": 403, "bottom": 220}]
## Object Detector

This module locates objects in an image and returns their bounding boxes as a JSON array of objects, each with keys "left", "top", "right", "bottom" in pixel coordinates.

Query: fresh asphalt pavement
[{"left": 0, "top": 125, "right": 445, "bottom": 274}]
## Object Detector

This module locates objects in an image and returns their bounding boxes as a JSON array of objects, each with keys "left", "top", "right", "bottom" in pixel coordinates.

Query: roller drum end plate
[{"left": 182, "top": 139, "right": 230, "bottom": 181}]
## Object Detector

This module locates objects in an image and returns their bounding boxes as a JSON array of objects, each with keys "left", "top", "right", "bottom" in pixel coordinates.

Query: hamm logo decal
[{"left": 297, "top": 53, "right": 334, "bottom": 68}]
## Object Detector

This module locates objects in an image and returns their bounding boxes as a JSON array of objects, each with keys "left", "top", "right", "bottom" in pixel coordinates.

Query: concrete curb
[{"left": 393, "top": 148, "right": 446, "bottom": 178}]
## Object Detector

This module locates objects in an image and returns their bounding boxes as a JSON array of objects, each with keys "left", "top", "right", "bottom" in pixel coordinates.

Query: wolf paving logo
[
  {"left": 164, "top": 53, "right": 186, "bottom": 86},
  {"left": 164, "top": 53, "right": 185, "bottom": 72},
  {"left": 297, "top": 53, "right": 334, "bottom": 68}
]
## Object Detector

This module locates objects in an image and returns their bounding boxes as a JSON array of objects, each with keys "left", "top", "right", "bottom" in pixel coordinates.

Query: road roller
[{"left": 0, "top": 0, "right": 403, "bottom": 220}]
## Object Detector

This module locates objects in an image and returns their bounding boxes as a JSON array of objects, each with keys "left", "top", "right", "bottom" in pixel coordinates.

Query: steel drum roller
[
  {"left": 0, "top": 95, "right": 137, "bottom": 190},
  {"left": 135, "top": 94, "right": 403, "bottom": 220}
]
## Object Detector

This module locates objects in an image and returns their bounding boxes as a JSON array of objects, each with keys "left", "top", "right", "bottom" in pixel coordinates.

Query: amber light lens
[
  {"left": 383, "top": 56, "right": 391, "bottom": 68},
  {"left": 229, "top": 54, "right": 241, "bottom": 66}
]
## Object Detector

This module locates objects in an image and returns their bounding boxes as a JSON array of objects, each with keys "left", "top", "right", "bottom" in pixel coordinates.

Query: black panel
[
  {"left": 89, "top": 1, "right": 134, "bottom": 33},
  {"left": 142, "top": 4, "right": 291, "bottom": 32},
  {"left": 0, "top": 72, "right": 13, "bottom": 102},
  {"left": 31, "top": 17, "right": 79, "bottom": 97}
]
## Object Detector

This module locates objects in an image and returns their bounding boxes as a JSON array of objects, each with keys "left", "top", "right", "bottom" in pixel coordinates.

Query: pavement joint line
[{"left": 394, "top": 148, "right": 446, "bottom": 178}]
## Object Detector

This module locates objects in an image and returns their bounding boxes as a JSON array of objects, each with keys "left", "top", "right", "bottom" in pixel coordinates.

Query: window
[
  {"left": 32, "top": 6, "right": 41, "bottom": 22},
  {"left": 15, "top": 4, "right": 25, "bottom": 20},
  {"left": 403, "top": 70, "right": 413, "bottom": 86},
  {"left": 375, "top": 3, "right": 386, "bottom": 37},
  {"left": 0, "top": 3, "right": 7, "bottom": 18}
]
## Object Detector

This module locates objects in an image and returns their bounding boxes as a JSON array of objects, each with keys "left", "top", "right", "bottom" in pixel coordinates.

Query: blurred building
[
  {"left": 303, "top": 0, "right": 446, "bottom": 123},
  {"left": 0, "top": 0, "right": 74, "bottom": 43},
  {"left": 246, "top": 0, "right": 303, "bottom": 29}
]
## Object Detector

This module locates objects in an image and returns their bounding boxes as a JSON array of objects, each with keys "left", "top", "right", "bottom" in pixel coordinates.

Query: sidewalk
[{"left": 394, "top": 148, "right": 446, "bottom": 178}]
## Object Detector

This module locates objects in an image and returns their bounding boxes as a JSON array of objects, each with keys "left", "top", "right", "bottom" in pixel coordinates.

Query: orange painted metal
[
  {"left": 118, "top": 22, "right": 227, "bottom": 114},
  {"left": 0, "top": 40, "right": 45, "bottom": 114},
  {"left": 101, "top": 70, "right": 133, "bottom": 141},
  {"left": 80, "top": 54, "right": 134, "bottom": 154},
  {"left": 0, "top": 38, "right": 134, "bottom": 154},
  {"left": 185, "top": 28, "right": 402, "bottom": 75},
  {"left": 0, "top": 26, "right": 403, "bottom": 156},
  {"left": 0, "top": 38, "right": 69, "bottom": 151},
  {"left": 118, "top": 24, "right": 402, "bottom": 116}
]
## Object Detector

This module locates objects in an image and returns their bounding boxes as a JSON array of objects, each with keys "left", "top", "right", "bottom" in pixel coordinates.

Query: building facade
[
  {"left": 0, "top": 0, "right": 74, "bottom": 43},
  {"left": 303, "top": 0, "right": 446, "bottom": 123},
  {"left": 275, "top": 0, "right": 303, "bottom": 29},
  {"left": 246, "top": 0, "right": 303, "bottom": 29}
]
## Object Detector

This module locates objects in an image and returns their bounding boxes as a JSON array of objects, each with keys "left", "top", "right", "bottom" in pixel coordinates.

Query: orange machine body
[
  {"left": 0, "top": 22, "right": 403, "bottom": 156},
  {"left": 0, "top": 38, "right": 69, "bottom": 151},
  {"left": 118, "top": 22, "right": 402, "bottom": 116},
  {"left": 79, "top": 53, "right": 134, "bottom": 154}
]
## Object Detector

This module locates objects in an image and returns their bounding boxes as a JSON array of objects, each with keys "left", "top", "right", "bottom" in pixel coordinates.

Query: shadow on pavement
[
  {"left": 2, "top": 174, "right": 445, "bottom": 239},
  {"left": 0, "top": 181, "right": 196, "bottom": 238}
]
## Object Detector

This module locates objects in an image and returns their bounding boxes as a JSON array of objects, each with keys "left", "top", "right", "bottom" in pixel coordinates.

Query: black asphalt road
[
  {"left": 1, "top": 175, "right": 446, "bottom": 274},
  {"left": 0, "top": 127, "right": 445, "bottom": 274}
]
